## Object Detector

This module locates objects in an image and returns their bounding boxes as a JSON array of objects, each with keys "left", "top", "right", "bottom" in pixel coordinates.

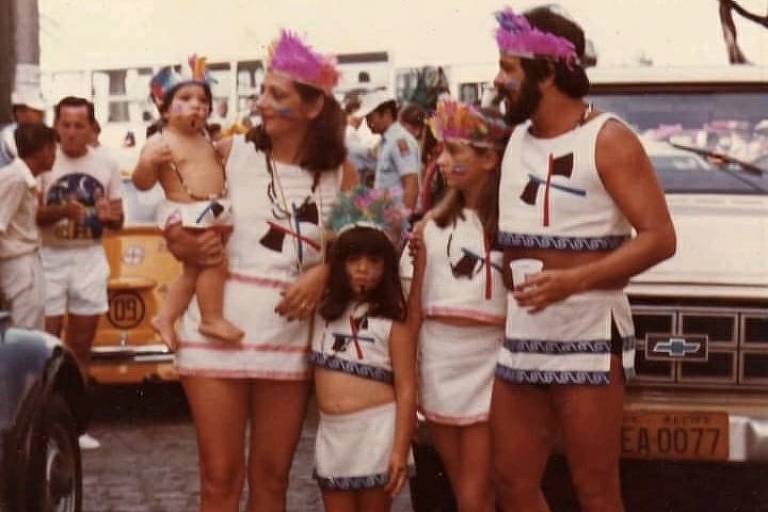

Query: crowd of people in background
[
  {"left": 0, "top": 5, "right": 682, "bottom": 512},
  {"left": 0, "top": 94, "right": 124, "bottom": 451}
]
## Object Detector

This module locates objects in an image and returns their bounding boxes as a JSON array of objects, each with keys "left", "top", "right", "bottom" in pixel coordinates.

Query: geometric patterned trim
[
  {"left": 497, "top": 231, "right": 630, "bottom": 251},
  {"left": 503, "top": 338, "right": 611, "bottom": 354},
  {"left": 314, "top": 470, "right": 389, "bottom": 491},
  {"left": 310, "top": 352, "right": 394, "bottom": 384},
  {"left": 495, "top": 365, "right": 610, "bottom": 385}
]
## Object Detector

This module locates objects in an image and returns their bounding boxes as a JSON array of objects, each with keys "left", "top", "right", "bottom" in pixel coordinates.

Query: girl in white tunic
[
  {"left": 161, "top": 31, "right": 357, "bottom": 510},
  {"left": 312, "top": 187, "right": 416, "bottom": 512},
  {"left": 409, "top": 99, "right": 510, "bottom": 512}
]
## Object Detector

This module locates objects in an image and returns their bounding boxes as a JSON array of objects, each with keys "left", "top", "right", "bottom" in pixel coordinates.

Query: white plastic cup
[{"left": 510, "top": 258, "right": 543, "bottom": 288}]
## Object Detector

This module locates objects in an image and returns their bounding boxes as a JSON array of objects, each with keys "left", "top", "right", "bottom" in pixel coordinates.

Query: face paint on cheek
[
  {"left": 275, "top": 107, "right": 292, "bottom": 118},
  {"left": 451, "top": 164, "right": 468, "bottom": 174}
]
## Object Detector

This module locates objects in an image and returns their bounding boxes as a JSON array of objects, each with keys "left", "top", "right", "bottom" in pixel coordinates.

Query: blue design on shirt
[{"left": 45, "top": 173, "right": 105, "bottom": 240}]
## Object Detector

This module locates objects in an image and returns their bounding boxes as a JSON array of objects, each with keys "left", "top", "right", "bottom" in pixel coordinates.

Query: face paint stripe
[{"left": 275, "top": 107, "right": 292, "bottom": 117}]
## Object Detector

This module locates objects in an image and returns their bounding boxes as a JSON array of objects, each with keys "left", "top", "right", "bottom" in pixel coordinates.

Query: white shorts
[
  {"left": 314, "top": 401, "right": 414, "bottom": 491},
  {"left": 0, "top": 250, "right": 46, "bottom": 330},
  {"left": 419, "top": 320, "right": 503, "bottom": 425},
  {"left": 41, "top": 245, "right": 109, "bottom": 316},
  {"left": 156, "top": 199, "right": 233, "bottom": 230}
]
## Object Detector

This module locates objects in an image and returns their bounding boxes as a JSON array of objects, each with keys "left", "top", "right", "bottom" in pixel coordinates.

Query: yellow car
[{"left": 89, "top": 179, "right": 181, "bottom": 384}]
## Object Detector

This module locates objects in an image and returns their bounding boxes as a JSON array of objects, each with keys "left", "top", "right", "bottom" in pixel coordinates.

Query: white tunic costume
[
  {"left": 311, "top": 303, "right": 413, "bottom": 490},
  {"left": 419, "top": 210, "right": 506, "bottom": 425},
  {"left": 497, "top": 113, "right": 636, "bottom": 385},
  {"left": 175, "top": 135, "right": 339, "bottom": 379}
]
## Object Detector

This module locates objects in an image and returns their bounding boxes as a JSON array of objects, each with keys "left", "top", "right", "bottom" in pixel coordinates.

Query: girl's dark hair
[
  {"left": 319, "top": 227, "right": 406, "bottom": 323},
  {"left": 159, "top": 81, "right": 214, "bottom": 115},
  {"left": 246, "top": 81, "right": 347, "bottom": 188},
  {"left": 522, "top": 7, "right": 590, "bottom": 99}
]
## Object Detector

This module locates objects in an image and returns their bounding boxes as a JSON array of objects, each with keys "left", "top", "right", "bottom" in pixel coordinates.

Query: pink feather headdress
[
  {"left": 495, "top": 7, "right": 580, "bottom": 66},
  {"left": 428, "top": 99, "right": 511, "bottom": 148},
  {"left": 267, "top": 30, "right": 340, "bottom": 96}
]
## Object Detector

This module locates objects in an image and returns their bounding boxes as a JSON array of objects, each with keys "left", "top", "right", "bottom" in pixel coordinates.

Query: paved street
[
  {"left": 81, "top": 383, "right": 412, "bottom": 512},
  {"left": 81, "top": 383, "right": 768, "bottom": 512}
]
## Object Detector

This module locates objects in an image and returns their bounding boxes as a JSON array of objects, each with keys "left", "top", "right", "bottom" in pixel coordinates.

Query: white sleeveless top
[
  {"left": 422, "top": 210, "right": 506, "bottom": 325},
  {"left": 225, "top": 135, "right": 339, "bottom": 283},
  {"left": 498, "top": 113, "right": 632, "bottom": 251},
  {"left": 310, "top": 303, "right": 394, "bottom": 384}
]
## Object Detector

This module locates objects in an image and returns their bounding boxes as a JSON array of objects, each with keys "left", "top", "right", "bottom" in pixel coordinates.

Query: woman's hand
[
  {"left": 384, "top": 450, "right": 409, "bottom": 498},
  {"left": 512, "top": 267, "right": 584, "bottom": 313},
  {"left": 274, "top": 264, "right": 330, "bottom": 320},
  {"left": 164, "top": 224, "right": 225, "bottom": 267}
]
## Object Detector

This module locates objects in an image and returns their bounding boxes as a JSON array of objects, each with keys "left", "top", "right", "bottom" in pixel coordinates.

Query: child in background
[
  {"left": 311, "top": 187, "right": 416, "bottom": 512},
  {"left": 133, "top": 57, "right": 243, "bottom": 346},
  {"left": 408, "top": 99, "right": 510, "bottom": 511}
]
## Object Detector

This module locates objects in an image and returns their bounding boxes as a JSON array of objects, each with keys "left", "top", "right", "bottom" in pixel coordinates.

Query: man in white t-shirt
[{"left": 37, "top": 97, "right": 124, "bottom": 375}]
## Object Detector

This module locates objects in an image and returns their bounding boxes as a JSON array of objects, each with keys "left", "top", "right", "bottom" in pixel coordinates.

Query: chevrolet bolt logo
[{"left": 653, "top": 338, "right": 701, "bottom": 357}]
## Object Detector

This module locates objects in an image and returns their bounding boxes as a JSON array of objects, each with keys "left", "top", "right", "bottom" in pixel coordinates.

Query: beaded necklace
[{"left": 163, "top": 129, "right": 228, "bottom": 201}]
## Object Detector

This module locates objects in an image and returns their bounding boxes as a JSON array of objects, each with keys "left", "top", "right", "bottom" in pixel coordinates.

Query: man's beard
[{"left": 504, "top": 77, "right": 542, "bottom": 126}]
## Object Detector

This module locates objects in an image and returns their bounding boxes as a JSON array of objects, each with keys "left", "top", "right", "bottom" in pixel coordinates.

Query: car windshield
[
  {"left": 588, "top": 91, "right": 768, "bottom": 195},
  {"left": 121, "top": 179, "right": 164, "bottom": 225}
]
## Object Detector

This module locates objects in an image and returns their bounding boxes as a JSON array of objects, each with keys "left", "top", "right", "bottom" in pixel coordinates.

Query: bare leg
[
  {"left": 197, "top": 260, "right": 244, "bottom": 342},
  {"left": 490, "top": 379, "right": 556, "bottom": 512},
  {"left": 321, "top": 491, "right": 357, "bottom": 512},
  {"left": 427, "top": 423, "right": 462, "bottom": 499},
  {"left": 356, "top": 488, "right": 392, "bottom": 512},
  {"left": 245, "top": 379, "right": 311, "bottom": 512},
  {"left": 456, "top": 422, "right": 494, "bottom": 512},
  {"left": 152, "top": 262, "right": 199, "bottom": 349},
  {"left": 64, "top": 314, "right": 100, "bottom": 376},
  {"left": 551, "top": 356, "right": 626, "bottom": 512},
  {"left": 430, "top": 422, "right": 493, "bottom": 512},
  {"left": 182, "top": 376, "right": 249, "bottom": 512}
]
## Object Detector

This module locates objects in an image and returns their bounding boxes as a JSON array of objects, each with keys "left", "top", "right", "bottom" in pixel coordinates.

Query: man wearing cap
[
  {"left": 0, "top": 91, "right": 46, "bottom": 167},
  {"left": 0, "top": 124, "right": 56, "bottom": 329},
  {"left": 358, "top": 90, "right": 421, "bottom": 210}
]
